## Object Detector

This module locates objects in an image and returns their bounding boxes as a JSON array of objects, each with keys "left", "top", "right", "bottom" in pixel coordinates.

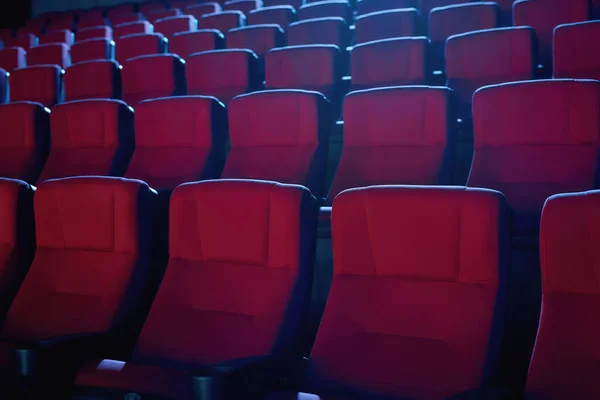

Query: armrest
[
  {"left": 445, "top": 387, "right": 525, "bottom": 400},
  {"left": 13, "top": 333, "right": 114, "bottom": 378}
]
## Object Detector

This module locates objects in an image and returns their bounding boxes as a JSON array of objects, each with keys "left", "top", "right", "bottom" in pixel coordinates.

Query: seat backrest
[
  {"left": 122, "top": 54, "right": 187, "bottom": 106},
  {"left": 1, "top": 176, "right": 155, "bottom": 341},
  {"left": 10, "top": 65, "right": 64, "bottom": 107},
  {"left": 146, "top": 9, "right": 182, "bottom": 24},
  {"left": 77, "top": 15, "right": 107, "bottom": 31},
  {"left": 553, "top": 20, "right": 600, "bottom": 81},
  {"left": 171, "top": 29, "right": 225, "bottom": 58},
  {"left": 224, "top": 0, "right": 262, "bottom": 14},
  {"left": 46, "top": 14, "right": 74, "bottom": 32},
  {"left": 111, "top": 13, "right": 144, "bottom": 27},
  {"left": 154, "top": 15, "right": 198, "bottom": 39},
  {"left": 27, "top": 43, "right": 71, "bottom": 69},
  {"left": 70, "top": 38, "right": 114, "bottom": 64},
  {"left": 265, "top": 45, "right": 341, "bottom": 102},
  {"left": 198, "top": 11, "right": 246, "bottom": 33},
  {"left": 184, "top": 3, "right": 222, "bottom": 20},
  {"left": 108, "top": 4, "right": 136, "bottom": 19},
  {"left": 0, "top": 178, "right": 35, "bottom": 319},
  {"left": 328, "top": 86, "right": 455, "bottom": 202},
  {"left": 133, "top": 179, "right": 317, "bottom": 365},
  {"left": 357, "top": 0, "right": 413, "bottom": 16},
  {"left": 309, "top": 185, "right": 508, "bottom": 399},
  {"left": 114, "top": 21, "right": 153, "bottom": 39},
  {"left": 227, "top": 25, "right": 284, "bottom": 60},
  {"left": 186, "top": 49, "right": 259, "bottom": 105},
  {"left": 288, "top": 17, "right": 348, "bottom": 48},
  {"left": 39, "top": 99, "right": 133, "bottom": 183},
  {"left": 77, "top": 26, "right": 113, "bottom": 41},
  {"left": 429, "top": 2, "right": 499, "bottom": 44},
  {"left": 39, "top": 29, "right": 74, "bottom": 47},
  {"left": 0, "top": 102, "right": 50, "bottom": 183},
  {"left": 115, "top": 33, "right": 167, "bottom": 64},
  {"left": 298, "top": 1, "right": 351, "bottom": 22},
  {"left": 4, "top": 34, "right": 37, "bottom": 51},
  {"left": 513, "top": 0, "right": 589, "bottom": 67},
  {"left": 468, "top": 79, "right": 600, "bottom": 232},
  {"left": 446, "top": 26, "right": 536, "bottom": 118},
  {"left": 355, "top": 8, "right": 419, "bottom": 44},
  {"left": 223, "top": 89, "right": 330, "bottom": 197},
  {"left": 351, "top": 36, "right": 428, "bottom": 91},
  {"left": 247, "top": 5, "right": 296, "bottom": 29},
  {"left": 125, "top": 96, "right": 228, "bottom": 190},
  {"left": 526, "top": 190, "right": 600, "bottom": 399},
  {"left": 0, "top": 47, "right": 26, "bottom": 72},
  {"left": 64, "top": 60, "right": 121, "bottom": 102},
  {"left": 429, "top": 2, "right": 500, "bottom": 70}
]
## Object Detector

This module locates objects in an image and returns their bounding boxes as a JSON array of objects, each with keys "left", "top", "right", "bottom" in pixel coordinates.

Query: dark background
[{"left": 1, "top": 0, "right": 34, "bottom": 29}]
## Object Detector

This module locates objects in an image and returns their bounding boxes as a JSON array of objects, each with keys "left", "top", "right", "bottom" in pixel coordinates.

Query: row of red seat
[
  {"left": 1, "top": 79, "right": 599, "bottom": 234},
  {"left": 0, "top": 175, "right": 596, "bottom": 399},
  {"left": 2, "top": 16, "right": 599, "bottom": 121}
]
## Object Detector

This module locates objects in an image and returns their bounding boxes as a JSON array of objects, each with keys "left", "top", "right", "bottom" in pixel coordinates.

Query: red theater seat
[
  {"left": 122, "top": 54, "right": 186, "bottom": 106},
  {"left": 0, "top": 47, "right": 26, "bottom": 72},
  {"left": 4, "top": 34, "right": 37, "bottom": 51},
  {"left": 553, "top": 20, "right": 600, "bottom": 81},
  {"left": 298, "top": 1, "right": 351, "bottom": 22},
  {"left": 27, "top": 43, "right": 70, "bottom": 68},
  {"left": 429, "top": 2, "right": 500, "bottom": 71},
  {"left": 468, "top": 79, "right": 600, "bottom": 233},
  {"left": 147, "top": 9, "right": 182, "bottom": 24},
  {"left": 64, "top": 60, "right": 121, "bottom": 101},
  {"left": 351, "top": 37, "right": 428, "bottom": 90},
  {"left": 355, "top": 8, "right": 419, "bottom": 44},
  {"left": 39, "top": 30, "right": 74, "bottom": 47},
  {"left": 513, "top": 0, "right": 589, "bottom": 72},
  {"left": 72, "top": 179, "right": 318, "bottom": 400},
  {"left": 171, "top": 30, "right": 225, "bottom": 58},
  {"left": 0, "top": 179, "right": 35, "bottom": 319},
  {"left": 446, "top": 26, "right": 536, "bottom": 120},
  {"left": 154, "top": 15, "right": 197, "bottom": 39},
  {"left": 10, "top": 66, "right": 63, "bottom": 107},
  {"left": 299, "top": 185, "right": 509, "bottom": 399},
  {"left": 356, "top": 0, "right": 414, "bottom": 16},
  {"left": 248, "top": 5, "right": 296, "bottom": 29},
  {"left": 77, "top": 13, "right": 107, "bottom": 31},
  {"left": 46, "top": 14, "right": 75, "bottom": 32},
  {"left": 38, "top": 100, "right": 133, "bottom": 182},
  {"left": 288, "top": 17, "right": 349, "bottom": 49},
  {"left": 227, "top": 25, "right": 284, "bottom": 78},
  {"left": 115, "top": 33, "right": 167, "bottom": 64},
  {"left": 0, "top": 176, "right": 155, "bottom": 389},
  {"left": 125, "top": 96, "right": 228, "bottom": 190},
  {"left": 113, "top": 21, "right": 153, "bottom": 39},
  {"left": 186, "top": 49, "right": 259, "bottom": 104},
  {"left": 172, "top": 0, "right": 202, "bottom": 8},
  {"left": 77, "top": 26, "right": 113, "bottom": 41},
  {"left": 327, "top": 86, "right": 454, "bottom": 203},
  {"left": 184, "top": 3, "right": 223, "bottom": 20},
  {"left": 111, "top": 13, "right": 144, "bottom": 26},
  {"left": 222, "top": 90, "right": 330, "bottom": 197},
  {"left": 224, "top": 0, "right": 262, "bottom": 15},
  {"left": 266, "top": 45, "right": 342, "bottom": 110},
  {"left": 0, "top": 102, "right": 50, "bottom": 183},
  {"left": 108, "top": 4, "right": 136, "bottom": 19},
  {"left": 198, "top": 11, "right": 246, "bottom": 33},
  {"left": 70, "top": 38, "right": 114, "bottom": 63},
  {"left": 526, "top": 190, "right": 600, "bottom": 400}
]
